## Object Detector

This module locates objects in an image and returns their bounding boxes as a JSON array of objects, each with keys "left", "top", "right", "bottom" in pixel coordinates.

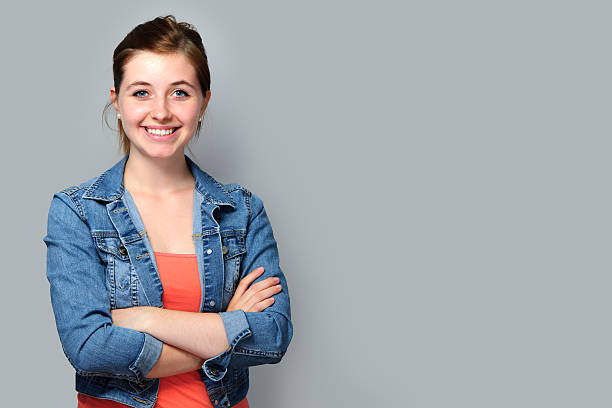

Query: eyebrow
[{"left": 126, "top": 80, "right": 197, "bottom": 89}]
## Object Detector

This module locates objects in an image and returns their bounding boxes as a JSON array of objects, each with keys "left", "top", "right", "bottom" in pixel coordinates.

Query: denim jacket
[{"left": 44, "top": 154, "right": 292, "bottom": 408}]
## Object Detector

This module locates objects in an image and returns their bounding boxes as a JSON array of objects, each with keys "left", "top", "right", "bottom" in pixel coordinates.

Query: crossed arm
[
  {"left": 46, "top": 190, "right": 291, "bottom": 382},
  {"left": 111, "top": 266, "right": 282, "bottom": 378}
]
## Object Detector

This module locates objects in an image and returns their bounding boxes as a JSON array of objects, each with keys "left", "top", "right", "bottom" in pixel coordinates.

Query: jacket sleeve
[
  {"left": 44, "top": 192, "right": 163, "bottom": 382},
  {"left": 202, "top": 191, "right": 293, "bottom": 381}
]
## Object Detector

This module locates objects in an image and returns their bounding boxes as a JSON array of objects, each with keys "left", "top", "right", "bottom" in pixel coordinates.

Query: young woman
[{"left": 44, "top": 15, "right": 292, "bottom": 408}]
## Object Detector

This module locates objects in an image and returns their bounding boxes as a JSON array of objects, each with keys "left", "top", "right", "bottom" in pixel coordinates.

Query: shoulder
[
  {"left": 189, "top": 158, "right": 264, "bottom": 220},
  {"left": 221, "top": 182, "right": 267, "bottom": 222},
  {"left": 48, "top": 176, "right": 98, "bottom": 220},
  {"left": 48, "top": 154, "right": 129, "bottom": 213},
  {"left": 56, "top": 175, "right": 99, "bottom": 198}
]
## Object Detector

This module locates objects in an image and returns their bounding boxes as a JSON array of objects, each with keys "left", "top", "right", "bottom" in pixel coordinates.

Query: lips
[{"left": 142, "top": 126, "right": 180, "bottom": 141}]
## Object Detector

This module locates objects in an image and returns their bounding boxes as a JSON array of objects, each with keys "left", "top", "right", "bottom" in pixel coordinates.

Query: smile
[{"left": 142, "top": 126, "right": 180, "bottom": 140}]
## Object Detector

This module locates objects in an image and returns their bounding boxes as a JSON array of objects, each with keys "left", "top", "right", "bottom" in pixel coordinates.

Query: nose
[{"left": 150, "top": 97, "right": 172, "bottom": 121}]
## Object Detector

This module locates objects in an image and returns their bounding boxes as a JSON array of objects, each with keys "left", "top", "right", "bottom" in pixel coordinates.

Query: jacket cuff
[
  {"left": 202, "top": 310, "right": 251, "bottom": 381},
  {"left": 128, "top": 333, "right": 163, "bottom": 382}
]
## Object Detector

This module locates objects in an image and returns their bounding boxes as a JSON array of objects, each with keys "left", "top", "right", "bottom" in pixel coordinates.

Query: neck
[{"left": 123, "top": 150, "right": 194, "bottom": 195}]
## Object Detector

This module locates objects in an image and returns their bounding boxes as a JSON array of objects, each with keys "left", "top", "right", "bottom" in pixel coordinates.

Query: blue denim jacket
[{"left": 44, "top": 154, "right": 292, "bottom": 408}]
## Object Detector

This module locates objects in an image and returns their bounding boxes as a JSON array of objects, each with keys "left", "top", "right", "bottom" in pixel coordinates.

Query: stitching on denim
[
  {"left": 108, "top": 254, "right": 116, "bottom": 309},
  {"left": 232, "top": 347, "right": 284, "bottom": 358},
  {"left": 230, "top": 329, "right": 251, "bottom": 348},
  {"left": 194, "top": 229, "right": 246, "bottom": 241},
  {"left": 94, "top": 239, "right": 130, "bottom": 260},
  {"left": 61, "top": 187, "right": 87, "bottom": 221},
  {"left": 193, "top": 227, "right": 220, "bottom": 238},
  {"left": 207, "top": 386, "right": 227, "bottom": 399},
  {"left": 221, "top": 235, "right": 247, "bottom": 261},
  {"left": 83, "top": 169, "right": 108, "bottom": 198},
  {"left": 245, "top": 190, "right": 252, "bottom": 223},
  {"left": 91, "top": 231, "right": 120, "bottom": 238},
  {"left": 82, "top": 167, "right": 127, "bottom": 201},
  {"left": 220, "top": 230, "right": 246, "bottom": 238},
  {"left": 223, "top": 257, "right": 242, "bottom": 295},
  {"left": 122, "top": 234, "right": 144, "bottom": 245},
  {"left": 204, "top": 368, "right": 247, "bottom": 400},
  {"left": 223, "top": 370, "right": 248, "bottom": 394},
  {"left": 73, "top": 360, "right": 142, "bottom": 380},
  {"left": 135, "top": 276, "right": 152, "bottom": 306},
  {"left": 130, "top": 264, "right": 139, "bottom": 306},
  {"left": 225, "top": 184, "right": 244, "bottom": 193},
  {"left": 195, "top": 171, "right": 237, "bottom": 208},
  {"left": 61, "top": 185, "right": 80, "bottom": 195},
  {"left": 75, "top": 369, "right": 138, "bottom": 380},
  {"left": 224, "top": 248, "right": 246, "bottom": 260}
]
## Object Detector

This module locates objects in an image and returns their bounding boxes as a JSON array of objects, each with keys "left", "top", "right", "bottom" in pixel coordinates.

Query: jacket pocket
[
  {"left": 221, "top": 231, "right": 246, "bottom": 307},
  {"left": 93, "top": 233, "right": 135, "bottom": 309}
]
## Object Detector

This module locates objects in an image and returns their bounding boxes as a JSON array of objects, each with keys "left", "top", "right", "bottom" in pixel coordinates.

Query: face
[{"left": 111, "top": 51, "right": 210, "bottom": 161}]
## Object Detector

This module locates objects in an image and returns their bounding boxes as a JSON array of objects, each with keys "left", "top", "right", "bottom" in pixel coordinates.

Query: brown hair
[{"left": 104, "top": 15, "right": 211, "bottom": 153}]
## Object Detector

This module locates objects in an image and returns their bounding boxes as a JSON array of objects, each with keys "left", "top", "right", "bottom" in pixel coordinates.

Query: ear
[
  {"left": 110, "top": 86, "right": 120, "bottom": 113},
  {"left": 199, "top": 90, "right": 211, "bottom": 117}
]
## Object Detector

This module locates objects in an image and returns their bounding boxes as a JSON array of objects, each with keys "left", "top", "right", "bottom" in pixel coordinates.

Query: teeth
[{"left": 146, "top": 128, "right": 174, "bottom": 136}]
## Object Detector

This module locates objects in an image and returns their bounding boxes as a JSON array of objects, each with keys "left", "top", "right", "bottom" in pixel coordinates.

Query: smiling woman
[
  {"left": 110, "top": 51, "right": 210, "bottom": 161},
  {"left": 44, "top": 15, "right": 292, "bottom": 408},
  {"left": 106, "top": 16, "right": 212, "bottom": 154}
]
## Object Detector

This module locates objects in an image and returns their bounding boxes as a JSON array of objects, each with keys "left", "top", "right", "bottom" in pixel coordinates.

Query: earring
[
  {"left": 117, "top": 113, "right": 121, "bottom": 119},
  {"left": 198, "top": 117, "right": 202, "bottom": 123}
]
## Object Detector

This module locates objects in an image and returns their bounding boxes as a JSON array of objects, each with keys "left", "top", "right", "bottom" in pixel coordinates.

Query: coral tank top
[{"left": 78, "top": 252, "right": 249, "bottom": 408}]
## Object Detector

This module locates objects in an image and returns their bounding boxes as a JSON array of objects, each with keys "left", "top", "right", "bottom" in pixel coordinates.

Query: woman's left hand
[{"left": 111, "top": 306, "right": 155, "bottom": 332}]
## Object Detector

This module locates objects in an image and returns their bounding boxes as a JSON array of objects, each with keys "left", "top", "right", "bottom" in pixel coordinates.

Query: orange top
[{"left": 78, "top": 252, "right": 249, "bottom": 408}]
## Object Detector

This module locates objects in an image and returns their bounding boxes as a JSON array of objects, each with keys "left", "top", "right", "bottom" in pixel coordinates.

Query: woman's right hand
[{"left": 226, "top": 267, "right": 282, "bottom": 312}]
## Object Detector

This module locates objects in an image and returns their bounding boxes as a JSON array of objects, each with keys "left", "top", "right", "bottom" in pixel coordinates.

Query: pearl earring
[{"left": 117, "top": 113, "right": 121, "bottom": 119}]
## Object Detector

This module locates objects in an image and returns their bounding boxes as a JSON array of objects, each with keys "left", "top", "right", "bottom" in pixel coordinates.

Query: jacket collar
[{"left": 82, "top": 154, "right": 236, "bottom": 208}]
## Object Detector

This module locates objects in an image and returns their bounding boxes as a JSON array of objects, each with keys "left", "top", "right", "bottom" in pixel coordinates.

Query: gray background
[{"left": 1, "top": 0, "right": 609, "bottom": 407}]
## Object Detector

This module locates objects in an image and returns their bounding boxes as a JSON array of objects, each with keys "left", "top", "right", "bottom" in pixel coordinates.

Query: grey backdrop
[{"left": 1, "top": 1, "right": 609, "bottom": 407}]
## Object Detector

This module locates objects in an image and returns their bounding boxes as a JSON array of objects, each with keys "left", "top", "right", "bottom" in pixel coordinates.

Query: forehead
[{"left": 121, "top": 51, "right": 199, "bottom": 87}]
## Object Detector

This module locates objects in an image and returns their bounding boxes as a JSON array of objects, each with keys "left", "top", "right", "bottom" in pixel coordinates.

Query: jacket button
[
  {"left": 118, "top": 245, "right": 127, "bottom": 256},
  {"left": 222, "top": 245, "right": 228, "bottom": 255},
  {"left": 209, "top": 300, "right": 215, "bottom": 307},
  {"left": 206, "top": 248, "right": 213, "bottom": 255},
  {"left": 210, "top": 368, "right": 219, "bottom": 376}
]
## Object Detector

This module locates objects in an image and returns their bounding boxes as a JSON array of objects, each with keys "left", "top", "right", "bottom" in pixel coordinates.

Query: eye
[
  {"left": 133, "top": 90, "right": 149, "bottom": 98},
  {"left": 173, "top": 89, "right": 190, "bottom": 98}
]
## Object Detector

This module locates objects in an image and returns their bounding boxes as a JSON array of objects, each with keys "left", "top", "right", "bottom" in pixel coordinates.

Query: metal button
[
  {"left": 118, "top": 245, "right": 127, "bottom": 256},
  {"left": 211, "top": 369, "right": 219, "bottom": 376},
  {"left": 209, "top": 300, "right": 215, "bottom": 307},
  {"left": 206, "top": 248, "right": 213, "bottom": 255},
  {"left": 222, "top": 245, "right": 228, "bottom": 255}
]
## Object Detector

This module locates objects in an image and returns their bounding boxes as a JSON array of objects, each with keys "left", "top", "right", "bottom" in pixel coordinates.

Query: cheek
[
  {"left": 121, "top": 103, "right": 148, "bottom": 123},
  {"left": 175, "top": 104, "right": 202, "bottom": 124}
]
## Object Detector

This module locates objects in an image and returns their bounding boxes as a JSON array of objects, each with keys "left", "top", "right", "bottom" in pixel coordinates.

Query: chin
[
  {"left": 132, "top": 145, "right": 185, "bottom": 160},
  {"left": 149, "top": 149, "right": 185, "bottom": 159}
]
